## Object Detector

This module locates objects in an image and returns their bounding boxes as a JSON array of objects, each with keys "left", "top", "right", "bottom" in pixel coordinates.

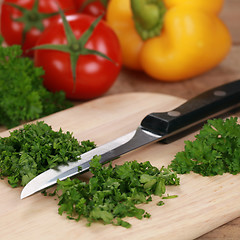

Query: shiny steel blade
[
  {"left": 21, "top": 127, "right": 162, "bottom": 199},
  {"left": 21, "top": 80, "right": 240, "bottom": 199}
]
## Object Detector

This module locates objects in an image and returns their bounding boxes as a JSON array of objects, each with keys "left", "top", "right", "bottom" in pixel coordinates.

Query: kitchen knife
[{"left": 21, "top": 80, "right": 240, "bottom": 199}]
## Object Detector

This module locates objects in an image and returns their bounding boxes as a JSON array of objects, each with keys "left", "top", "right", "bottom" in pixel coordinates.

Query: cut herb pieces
[
  {"left": 157, "top": 201, "right": 165, "bottom": 206},
  {"left": 169, "top": 117, "right": 240, "bottom": 176},
  {"left": 0, "top": 121, "right": 96, "bottom": 187},
  {"left": 162, "top": 194, "right": 178, "bottom": 199},
  {"left": 54, "top": 156, "right": 180, "bottom": 228},
  {"left": 0, "top": 36, "right": 73, "bottom": 128}
]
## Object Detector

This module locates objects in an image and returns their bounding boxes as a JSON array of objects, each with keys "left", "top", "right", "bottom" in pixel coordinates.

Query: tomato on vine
[
  {"left": 33, "top": 10, "right": 122, "bottom": 100},
  {"left": 0, "top": 0, "right": 77, "bottom": 56}
]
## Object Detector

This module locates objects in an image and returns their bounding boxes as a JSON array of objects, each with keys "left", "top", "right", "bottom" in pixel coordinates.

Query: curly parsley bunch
[
  {"left": 0, "top": 36, "right": 72, "bottom": 128},
  {"left": 170, "top": 117, "right": 240, "bottom": 176}
]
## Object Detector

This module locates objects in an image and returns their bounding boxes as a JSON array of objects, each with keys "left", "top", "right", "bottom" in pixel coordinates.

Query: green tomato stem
[
  {"left": 79, "top": 0, "right": 108, "bottom": 12},
  {"left": 34, "top": 9, "right": 115, "bottom": 92},
  {"left": 7, "top": 0, "right": 59, "bottom": 44}
]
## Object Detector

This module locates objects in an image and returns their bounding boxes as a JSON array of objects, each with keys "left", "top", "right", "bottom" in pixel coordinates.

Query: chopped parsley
[
  {"left": 0, "top": 36, "right": 72, "bottom": 129},
  {"left": 157, "top": 201, "right": 165, "bottom": 206},
  {"left": 169, "top": 117, "right": 240, "bottom": 176},
  {"left": 162, "top": 194, "right": 178, "bottom": 199},
  {"left": 53, "top": 156, "right": 180, "bottom": 228},
  {"left": 0, "top": 121, "right": 96, "bottom": 187}
]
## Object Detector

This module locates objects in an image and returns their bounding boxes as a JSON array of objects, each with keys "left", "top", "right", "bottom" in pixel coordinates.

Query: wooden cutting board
[{"left": 0, "top": 92, "right": 240, "bottom": 240}]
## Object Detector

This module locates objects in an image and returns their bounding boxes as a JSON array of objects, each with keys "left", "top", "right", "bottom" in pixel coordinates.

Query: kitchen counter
[{"left": 0, "top": 1, "right": 240, "bottom": 239}]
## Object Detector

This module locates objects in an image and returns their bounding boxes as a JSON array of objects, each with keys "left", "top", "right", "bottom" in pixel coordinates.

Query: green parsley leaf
[
  {"left": 0, "top": 39, "right": 73, "bottom": 128},
  {"left": 157, "top": 201, "right": 165, "bottom": 206},
  {"left": 54, "top": 157, "right": 180, "bottom": 228},
  {"left": 169, "top": 117, "right": 240, "bottom": 176}
]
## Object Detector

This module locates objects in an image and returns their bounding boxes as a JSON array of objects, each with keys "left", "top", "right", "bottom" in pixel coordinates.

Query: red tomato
[
  {"left": 34, "top": 14, "right": 122, "bottom": 100},
  {"left": 0, "top": 0, "right": 77, "bottom": 56},
  {"left": 75, "top": 0, "right": 106, "bottom": 18}
]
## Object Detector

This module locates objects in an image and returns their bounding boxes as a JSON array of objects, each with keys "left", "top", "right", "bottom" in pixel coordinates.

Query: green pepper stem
[{"left": 131, "top": 0, "right": 166, "bottom": 40}]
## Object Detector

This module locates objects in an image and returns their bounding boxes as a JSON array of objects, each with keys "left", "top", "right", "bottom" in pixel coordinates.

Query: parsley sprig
[
  {"left": 54, "top": 156, "right": 180, "bottom": 228},
  {"left": 170, "top": 117, "right": 240, "bottom": 176},
  {"left": 0, "top": 121, "right": 96, "bottom": 187},
  {"left": 0, "top": 37, "right": 72, "bottom": 129}
]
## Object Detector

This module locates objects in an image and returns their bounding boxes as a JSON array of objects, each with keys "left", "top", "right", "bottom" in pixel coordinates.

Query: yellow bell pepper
[{"left": 106, "top": 0, "right": 231, "bottom": 82}]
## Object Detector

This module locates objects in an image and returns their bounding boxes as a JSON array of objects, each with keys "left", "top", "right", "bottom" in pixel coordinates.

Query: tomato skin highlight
[
  {"left": 34, "top": 14, "right": 122, "bottom": 100},
  {"left": 0, "top": 0, "right": 77, "bottom": 56},
  {"left": 75, "top": 0, "right": 106, "bottom": 18}
]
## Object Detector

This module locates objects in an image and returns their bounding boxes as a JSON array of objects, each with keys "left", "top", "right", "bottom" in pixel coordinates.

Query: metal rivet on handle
[
  {"left": 168, "top": 111, "right": 181, "bottom": 117},
  {"left": 214, "top": 90, "right": 226, "bottom": 97}
]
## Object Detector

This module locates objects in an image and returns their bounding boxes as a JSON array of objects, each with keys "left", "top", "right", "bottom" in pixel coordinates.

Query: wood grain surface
[
  {"left": 1, "top": 92, "right": 240, "bottom": 240},
  {"left": 0, "top": 0, "right": 240, "bottom": 239}
]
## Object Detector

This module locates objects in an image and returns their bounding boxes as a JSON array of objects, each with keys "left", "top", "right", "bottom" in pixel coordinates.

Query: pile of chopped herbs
[
  {"left": 170, "top": 117, "right": 240, "bottom": 176},
  {"left": 53, "top": 156, "right": 179, "bottom": 228},
  {"left": 0, "top": 36, "right": 73, "bottom": 129},
  {"left": 0, "top": 121, "right": 96, "bottom": 187}
]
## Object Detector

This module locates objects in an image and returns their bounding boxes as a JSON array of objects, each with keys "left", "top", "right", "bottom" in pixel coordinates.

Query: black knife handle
[{"left": 141, "top": 80, "right": 240, "bottom": 136}]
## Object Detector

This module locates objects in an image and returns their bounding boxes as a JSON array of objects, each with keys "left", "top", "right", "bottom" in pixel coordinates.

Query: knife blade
[{"left": 21, "top": 80, "right": 240, "bottom": 199}]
